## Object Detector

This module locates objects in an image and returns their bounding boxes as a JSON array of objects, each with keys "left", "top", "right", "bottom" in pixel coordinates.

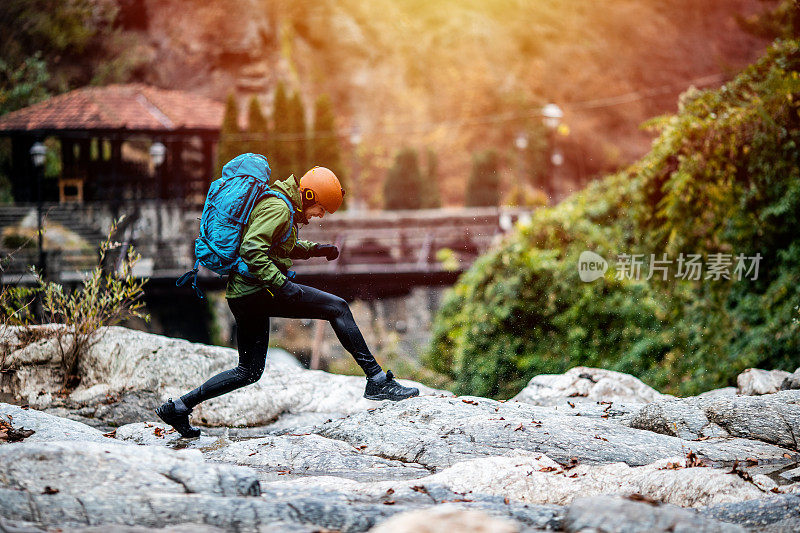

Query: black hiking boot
[
  {"left": 155, "top": 398, "right": 201, "bottom": 438},
  {"left": 364, "top": 370, "right": 420, "bottom": 401}
]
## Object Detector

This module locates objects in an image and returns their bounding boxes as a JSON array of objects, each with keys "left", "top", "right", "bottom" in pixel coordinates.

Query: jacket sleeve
[
  {"left": 288, "top": 239, "right": 319, "bottom": 260},
  {"left": 238, "top": 200, "right": 290, "bottom": 289}
]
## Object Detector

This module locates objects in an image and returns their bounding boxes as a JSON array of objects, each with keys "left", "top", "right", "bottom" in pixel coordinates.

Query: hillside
[{"left": 117, "top": 0, "right": 775, "bottom": 204}]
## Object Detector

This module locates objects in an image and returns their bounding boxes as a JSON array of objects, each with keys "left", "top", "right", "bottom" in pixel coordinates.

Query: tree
[
  {"left": 215, "top": 93, "right": 241, "bottom": 178},
  {"left": 465, "top": 150, "right": 500, "bottom": 207},
  {"left": 271, "top": 82, "right": 293, "bottom": 181},
  {"left": 419, "top": 149, "right": 442, "bottom": 209},
  {"left": 288, "top": 90, "right": 307, "bottom": 176},
  {"left": 246, "top": 95, "right": 269, "bottom": 159},
  {"left": 311, "top": 94, "right": 347, "bottom": 207},
  {"left": 384, "top": 147, "right": 422, "bottom": 210}
]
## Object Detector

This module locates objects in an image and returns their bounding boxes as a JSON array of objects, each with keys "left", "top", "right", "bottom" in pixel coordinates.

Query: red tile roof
[{"left": 0, "top": 84, "right": 224, "bottom": 132}]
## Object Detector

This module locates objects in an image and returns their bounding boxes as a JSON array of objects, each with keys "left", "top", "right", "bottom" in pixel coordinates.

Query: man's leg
[
  {"left": 268, "top": 283, "right": 419, "bottom": 400},
  {"left": 156, "top": 291, "right": 271, "bottom": 436},
  {"left": 180, "top": 292, "right": 271, "bottom": 408}
]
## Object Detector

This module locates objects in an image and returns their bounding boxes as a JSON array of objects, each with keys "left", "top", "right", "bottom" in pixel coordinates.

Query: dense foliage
[{"left": 425, "top": 39, "right": 800, "bottom": 398}]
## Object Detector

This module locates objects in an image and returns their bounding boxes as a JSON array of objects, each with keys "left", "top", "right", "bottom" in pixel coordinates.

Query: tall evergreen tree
[
  {"left": 420, "top": 148, "right": 441, "bottom": 209},
  {"left": 465, "top": 149, "right": 500, "bottom": 207},
  {"left": 271, "top": 81, "right": 293, "bottom": 181},
  {"left": 288, "top": 90, "right": 307, "bottom": 176},
  {"left": 384, "top": 147, "right": 422, "bottom": 210},
  {"left": 246, "top": 95, "right": 269, "bottom": 159},
  {"left": 215, "top": 93, "right": 240, "bottom": 177},
  {"left": 311, "top": 94, "right": 347, "bottom": 207}
]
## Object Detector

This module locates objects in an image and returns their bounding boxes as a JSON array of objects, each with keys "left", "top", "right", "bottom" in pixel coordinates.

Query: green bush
[{"left": 425, "top": 39, "right": 800, "bottom": 398}]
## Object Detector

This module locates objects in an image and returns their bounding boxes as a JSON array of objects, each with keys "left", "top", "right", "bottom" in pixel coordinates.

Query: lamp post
[
  {"left": 150, "top": 142, "right": 166, "bottom": 240},
  {"left": 349, "top": 125, "right": 363, "bottom": 212},
  {"left": 30, "top": 142, "right": 46, "bottom": 278},
  {"left": 514, "top": 132, "right": 528, "bottom": 205},
  {"left": 541, "top": 103, "right": 563, "bottom": 202}
]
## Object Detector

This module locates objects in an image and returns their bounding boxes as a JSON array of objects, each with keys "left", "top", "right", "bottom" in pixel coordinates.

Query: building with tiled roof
[{"left": 0, "top": 84, "right": 224, "bottom": 204}]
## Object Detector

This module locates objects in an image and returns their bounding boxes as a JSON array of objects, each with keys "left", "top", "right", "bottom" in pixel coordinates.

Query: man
[{"left": 157, "top": 165, "right": 419, "bottom": 437}]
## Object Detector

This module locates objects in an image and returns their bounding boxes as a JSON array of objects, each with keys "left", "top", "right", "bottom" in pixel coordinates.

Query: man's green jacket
[{"left": 226, "top": 174, "right": 318, "bottom": 299}]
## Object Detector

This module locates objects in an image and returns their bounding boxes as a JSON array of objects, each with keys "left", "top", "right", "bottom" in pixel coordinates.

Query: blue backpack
[{"left": 176, "top": 153, "right": 294, "bottom": 298}]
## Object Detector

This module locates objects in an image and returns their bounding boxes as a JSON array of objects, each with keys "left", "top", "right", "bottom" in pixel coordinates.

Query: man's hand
[
  {"left": 275, "top": 279, "right": 303, "bottom": 302},
  {"left": 312, "top": 244, "right": 339, "bottom": 261}
]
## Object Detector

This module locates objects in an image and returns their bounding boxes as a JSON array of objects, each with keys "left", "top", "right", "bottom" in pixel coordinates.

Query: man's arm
[{"left": 289, "top": 239, "right": 319, "bottom": 260}]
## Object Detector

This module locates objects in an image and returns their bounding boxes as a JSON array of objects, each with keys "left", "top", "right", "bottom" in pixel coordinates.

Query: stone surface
[
  {"left": 627, "top": 397, "right": 730, "bottom": 440},
  {"left": 314, "top": 396, "right": 797, "bottom": 470},
  {"left": 369, "top": 506, "right": 521, "bottom": 533},
  {"left": 704, "top": 391, "right": 800, "bottom": 450},
  {"left": 700, "top": 494, "right": 800, "bottom": 528},
  {"left": 512, "top": 366, "right": 669, "bottom": 406},
  {"left": 737, "top": 369, "right": 792, "bottom": 396},
  {"left": 564, "top": 496, "right": 746, "bottom": 532},
  {"left": 0, "top": 402, "right": 113, "bottom": 443},
  {"left": 204, "top": 433, "right": 430, "bottom": 481},
  {"left": 780, "top": 368, "right": 800, "bottom": 391},
  {"left": 0, "top": 325, "right": 439, "bottom": 427},
  {"left": 0, "top": 440, "right": 260, "bottom": 498},
  {"left": 628, "top": 391, "right": 800, "bottom": 451},
  {"left": 272, "top": 453, "right": 772, "bottom": 508}
]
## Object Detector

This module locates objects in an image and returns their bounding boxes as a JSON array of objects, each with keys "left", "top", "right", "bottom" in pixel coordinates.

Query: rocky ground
[{"left": 1, "top": 325, "right": 799, "bottom": 532}]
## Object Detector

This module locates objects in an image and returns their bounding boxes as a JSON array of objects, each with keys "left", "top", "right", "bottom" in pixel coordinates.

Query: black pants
[{"left": 180, "top": 284, "right": 382, "bottom": 409}]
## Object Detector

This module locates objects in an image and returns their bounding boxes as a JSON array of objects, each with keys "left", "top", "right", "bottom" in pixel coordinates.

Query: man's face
[{"left": 303, "top": 204, "right": 326, "bottom": 220}]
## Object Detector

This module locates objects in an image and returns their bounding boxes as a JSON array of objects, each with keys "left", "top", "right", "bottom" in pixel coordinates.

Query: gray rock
[
  {"left": 564, "top": 496, "right": 746, "bottom": 532},
  {"left": 704, "top": 391, "right": 800, "bottom": 450},
  {"left": 699, "top": 387, "right": 738, "bottom": 399},
  {"left": 314, "top": 396, "right": 797, "bottom": 471},
  {"left": 737, "top": 369, "right": 792, "bottom": 396},
  {"left": 0, "top": 440, "right": 260, "bottom": 498},
  {"left": 627, "top": 397, "right": 729, "bottom": 440},
  {"left": 513, "top": 366, "right": 669, "bottom": 406},
  {"left": 628, "top": 391, "right": 800, "bottom": 451},
  {"left": 780, "top": 368, "right": 800, "bottom": 391},
  {"left": 0, "top": 402, "right": 114, "bottom": 443},
  {"left": 204, "top": 433, "right": 430, "bottom": 481},
  {"left": 700, "top": 494, "right": 800, "bottom": 528},
  {"left": 0, "top": 325, "right": 442, "bottom": 428}
]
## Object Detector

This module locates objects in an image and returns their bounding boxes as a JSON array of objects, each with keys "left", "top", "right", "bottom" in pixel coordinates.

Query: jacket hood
[{"left": 270, "top": 173, "right": 303, "bottom": 212}]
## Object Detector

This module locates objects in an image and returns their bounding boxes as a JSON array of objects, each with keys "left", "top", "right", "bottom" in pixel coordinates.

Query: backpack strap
[{"left": 176, "top": 259, "right": 205, "bottom": 299}]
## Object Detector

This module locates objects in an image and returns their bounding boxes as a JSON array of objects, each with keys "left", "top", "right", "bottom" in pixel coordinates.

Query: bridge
[{"left": 0, "top": 203, "right": 532, "bottom": 301}]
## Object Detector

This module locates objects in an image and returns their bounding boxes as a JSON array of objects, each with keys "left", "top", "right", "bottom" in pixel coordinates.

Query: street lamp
[
  {"left": 30, "top": 142, "right": 46, "bottom": 277},
  {"left": 150, "top": 141, "right": 166, "bottom": 239},
  {"left": 541, "top": 103, "right": 563, "bottom": 131},
  {"left": 349, "top": 125, "right": 363, "bottom": 212},
  {"left": 541, "top": 104, "right": 563, "bottom": 202}
]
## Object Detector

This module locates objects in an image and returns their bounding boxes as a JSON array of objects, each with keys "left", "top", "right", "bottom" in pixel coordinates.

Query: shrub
[{"left": 425, "top": 39, "right": 800, "bottom": 398}]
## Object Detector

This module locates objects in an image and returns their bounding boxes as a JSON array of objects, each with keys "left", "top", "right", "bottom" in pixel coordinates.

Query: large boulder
[
  {"left": 701, "top": 494, "right": 800, "bottom": 529},
  {"left": 780, "top": 368, "right": 800, "bottom": 391},
  {"left": 512, "top": 366, "right": 669, "bottom": 406},
  {"left": 115, "top": 422, "right": 429, "bottom": 482},
  {"left": 737, "top": 368, "right": 792, "bottom": 396},
  {"left": 0, "top": 440, "right": 260, "bottom": 498},
  {"left": 564, "top": 496, "right": 745, "bottom": 533},
  {"left": 628, "top": 390, "right": 800, "bottom": 450},
  {"left": 314, "top": 396, "right": 797, "bottom": 470},
  {"left": 368, "top": 506, "right": 521, "bottom": 533},
  {"left": 0, "top": 402, "right": 113, "bottom": 443},
  {"left": 0, "top": 325, "right": 439, "bottom": 427},
  {"left": 272, "top": 453, "right": 772, "bottom": 508}
]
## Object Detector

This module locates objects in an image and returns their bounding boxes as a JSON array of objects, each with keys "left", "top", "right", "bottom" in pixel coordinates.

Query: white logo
[{"left": 578, "top": 251, "right": 608, "bottom": 282}]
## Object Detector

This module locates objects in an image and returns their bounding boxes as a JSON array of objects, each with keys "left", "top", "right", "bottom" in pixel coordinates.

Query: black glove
[
  {"left": 275, "top": 278, "right": 303, "bottom": 302},
  {"left": 312, "top": 244, "right": 339, "bottom": 261}
]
